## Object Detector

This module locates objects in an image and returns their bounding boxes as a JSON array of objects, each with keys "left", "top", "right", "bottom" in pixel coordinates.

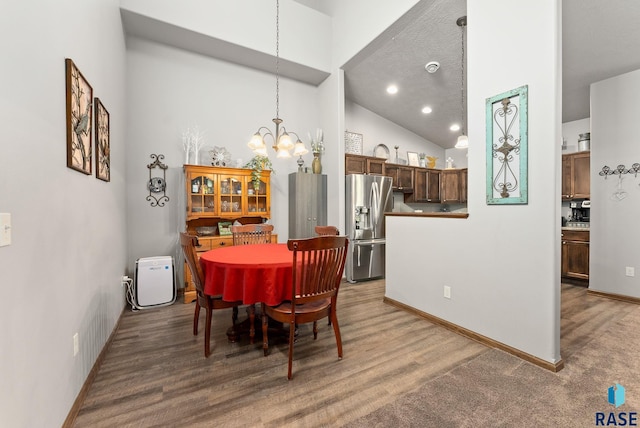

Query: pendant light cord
[
  {"left": 275, "top": 0, "right": 280, "bottom": 120},
  {"left": 460, "top": 18, "right": 466, "bottom": 136}
]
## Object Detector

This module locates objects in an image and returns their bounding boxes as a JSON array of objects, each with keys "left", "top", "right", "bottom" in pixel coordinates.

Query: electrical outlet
[
  {"left": 444, "top": 286, "right": 451, "bottom": 299},
  {"left": 73, "top": 333, "right": 79, "bottom": 356},
  {"left": 626, "top": 267, "right": 635, "bottom": 277}
]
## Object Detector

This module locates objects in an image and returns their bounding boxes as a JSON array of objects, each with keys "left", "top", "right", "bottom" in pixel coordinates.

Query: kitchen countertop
[
  {"left": 561, "top": 226, "right": 590, "bottom": 231},
  {"left": 385, "top": 212, "right": 469, "bottom": 219}
]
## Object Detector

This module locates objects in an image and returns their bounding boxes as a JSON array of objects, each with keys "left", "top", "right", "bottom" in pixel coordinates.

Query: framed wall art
[
  {"left": 65, "top": 58, "right": 93, "bottom": 175},
  {"left": 407, "top": 151, "right": 420, "bottom": 167},
  {"left": 94, "top": 98, "right": 110, "bottom": 182},
  {"left": 485, "top": 85, "right": 528, "bottom": 205},
  {"left": 344, "top": 131, "right": 363, "bottom": 155}
]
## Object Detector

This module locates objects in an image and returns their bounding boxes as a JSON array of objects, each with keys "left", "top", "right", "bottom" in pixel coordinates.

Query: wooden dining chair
[
  {"left": 180, "top": 232, "right": 242, "bottom": 358},
  {"left": 314, "top": 225, "right": 340, "bottom": 236},
  {"left": 261, "top": 235, "right": 349, "bottom": 380},
  {"left": 230, "top": 223, "right": 274, "bottom": 342},
  {"left": 231, "top": 224, "right": 274, "bottom": 246}
]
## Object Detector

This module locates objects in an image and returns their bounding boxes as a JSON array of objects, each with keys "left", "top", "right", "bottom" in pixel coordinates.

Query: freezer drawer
[{"left": 346, "top": 241, "right": 385, "bottom": 283}]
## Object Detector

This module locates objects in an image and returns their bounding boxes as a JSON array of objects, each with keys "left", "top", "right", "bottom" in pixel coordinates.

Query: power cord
[{"left": 121, "top": 275, "right": 139, "bottom": 312}]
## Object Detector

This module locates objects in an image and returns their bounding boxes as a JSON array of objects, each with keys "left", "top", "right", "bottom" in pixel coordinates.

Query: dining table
[{"left": 199, "top": 242, "right": 294, "bottom": 342}]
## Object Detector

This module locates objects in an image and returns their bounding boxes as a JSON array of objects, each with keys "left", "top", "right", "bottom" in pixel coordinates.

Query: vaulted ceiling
[{"left": 341, "top": 0, "right": 640, "bottom": 148}]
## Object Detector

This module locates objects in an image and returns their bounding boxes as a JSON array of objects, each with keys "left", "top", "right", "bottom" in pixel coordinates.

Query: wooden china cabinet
[{"left": 182, "top": 164, "right": 275, "bottom": 303}]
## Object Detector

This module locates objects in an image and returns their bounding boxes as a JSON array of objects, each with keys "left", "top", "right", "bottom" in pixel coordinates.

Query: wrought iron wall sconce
[{"left": 147, "top": 154, "right": 169, "bottom": 207}]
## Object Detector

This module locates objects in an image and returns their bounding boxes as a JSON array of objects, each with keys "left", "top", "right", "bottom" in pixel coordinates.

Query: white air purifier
[{"left": 134, "top": 256, "right": 176, "bottom": 309}]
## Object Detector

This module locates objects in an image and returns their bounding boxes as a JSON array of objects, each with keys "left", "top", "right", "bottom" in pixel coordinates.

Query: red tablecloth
[{"left": 200, "top": 243, "right": 293, "bottom": 306}]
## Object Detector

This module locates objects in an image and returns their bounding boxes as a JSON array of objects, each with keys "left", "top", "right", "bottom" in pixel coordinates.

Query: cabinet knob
[
  {"left": 220, "top": 242, "right": 226, "bottom": 246},
  {"left": 562, "top": 241, "right": 566, "bottom": 244}
]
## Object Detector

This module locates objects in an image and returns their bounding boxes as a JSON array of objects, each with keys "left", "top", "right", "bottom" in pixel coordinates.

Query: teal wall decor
[{"left": 486, "top": 85, "right": 528, "bottom": 205}]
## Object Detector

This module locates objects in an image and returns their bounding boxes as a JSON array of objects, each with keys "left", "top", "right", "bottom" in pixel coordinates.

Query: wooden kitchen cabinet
[
  {"left": 345, "top": 154, "right": 386, "bottom": 175},
  {"left": 410, "top": 168, "right": 441, "bottom": 202},
  {"left": 561, "top": 229, "right": 589, "bottom": 281},
  {"left": 385, "top": 164, "right": 414, "bottom": 191},
  {"left": 345, "top": 154, "right": 367, "bottom": 174},
  {"left": 460, "top": 168, "right": 468, "bottom": 203},
  {"left": 562, "top": 152, "right": 590, "bottom": 200},
  {"left": 183, "top": 164, "right": 273, "bottom": 302},
  {"left": 441, "top": 169, "right": 463, "bottom": 203},
  {"left": 440, "top": 169, "right": 468, "bottom": 203}
]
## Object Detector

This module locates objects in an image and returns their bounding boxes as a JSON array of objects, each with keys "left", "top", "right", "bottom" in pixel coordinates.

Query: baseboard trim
[
  {"left": 587, "top": 289, "right": 640, "bottom": 305},
  {"left": 62, "top": 307, "right": 125, "bottom": 427},
  {"left": 383, "top": 296, "right": 564, "bottom": 373}
]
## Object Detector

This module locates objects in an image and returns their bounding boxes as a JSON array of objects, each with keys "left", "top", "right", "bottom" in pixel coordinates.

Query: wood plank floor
[{"left": 73, "top": 281, "right": 636, "bottom": 427}]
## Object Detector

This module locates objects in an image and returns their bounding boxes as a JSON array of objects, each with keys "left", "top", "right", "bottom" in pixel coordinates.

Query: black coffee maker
[{"left": 570, "top": 200, "right": 590, "bottom": 222}]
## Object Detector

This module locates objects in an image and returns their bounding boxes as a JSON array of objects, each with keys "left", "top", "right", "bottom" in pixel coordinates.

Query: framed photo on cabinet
[
  {"left": 485, "top": 85, "right": 528, "bottom": 205},
  {"left": 94, "top": 98, "right": 110, "bottom": 182},
  {"left": 407, "top": 151, "right": 420, "bottom": 167},
  {"left": 65, "top": 58, "right": 93, "bottom": 175}
]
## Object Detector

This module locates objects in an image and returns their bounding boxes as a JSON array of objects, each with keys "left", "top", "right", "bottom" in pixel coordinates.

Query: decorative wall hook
[
  {"left": 147, "top": 154, "right": 169, "bottom": 207},
  {"left": 600, "top": 165, "right": 626, "bottom": 178},
  {"left": 628, "top": 163, "right": 640, "bottom": 177}
]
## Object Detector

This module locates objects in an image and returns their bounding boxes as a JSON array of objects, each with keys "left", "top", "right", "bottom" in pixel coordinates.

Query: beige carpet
[{"left": 348, "top": 305, "right": 640, "bottom": 428}]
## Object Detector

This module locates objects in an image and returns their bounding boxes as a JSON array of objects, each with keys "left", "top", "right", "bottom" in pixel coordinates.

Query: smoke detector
[{"left": 425, "top": 61, "right": 440, "bottom": 73}]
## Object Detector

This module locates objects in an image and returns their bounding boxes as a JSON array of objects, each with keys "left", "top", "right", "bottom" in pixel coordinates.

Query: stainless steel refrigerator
[{"left": 345, "top": 174, "right": 393, "bottom": 282}]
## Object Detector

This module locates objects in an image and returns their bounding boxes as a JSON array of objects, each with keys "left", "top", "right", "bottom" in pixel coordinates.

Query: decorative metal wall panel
[{"left": 486, "top": 85, "right": 528, "bottom": 205}]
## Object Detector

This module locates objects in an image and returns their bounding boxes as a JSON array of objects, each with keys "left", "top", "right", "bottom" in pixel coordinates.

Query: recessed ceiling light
[
  {"left": 421, "top": 106, "right": 433, "bottom": 114},
  {"left": 450, "top": 124, "right": 461, "bottom": 131},
  {"left": 386, "top": 85, "right": 398, "bottom": 94}
]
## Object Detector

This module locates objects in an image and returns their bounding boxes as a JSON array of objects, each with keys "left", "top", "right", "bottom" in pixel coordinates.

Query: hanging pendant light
[
  {"left": 247, "top": 0, "right": 307, "bottom": 160},
  {"left": 455, "top": 16, "right": 468, "bottom": 149}
]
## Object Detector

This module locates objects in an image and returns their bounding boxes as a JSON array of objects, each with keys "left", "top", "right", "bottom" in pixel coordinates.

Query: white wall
[
  {"left": 0, "top": 1, "right": 128, "bottom": 426},
  {"left": 346, "top": 100, "right": 445, "bottom": 167},
  {"left": 125, "top": 37, "right": 321, "bottom": 276},
  {"left": 385, "top": 0, "right": 563, "bottom": 364},
  {"left": 562, "top": 117, "right": 590, "bottom": 153},
  {"left": 590, "top": 69, "right": 640, "bottom": 298},
  {"left": 329, "top": 0, "right": 421, "bottom": 68},
  {"left": 120, "top": 0, "right": 332, "bottom": 73}
]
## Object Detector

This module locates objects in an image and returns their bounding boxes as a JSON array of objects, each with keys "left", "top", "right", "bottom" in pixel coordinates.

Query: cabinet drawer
[
  {"left": 194, "top": 238, "right": 213, "bottom": 252},
  {"left": 209, "top": 237, "right": 233, "bottom": 248},
  {"left": 561, "top": 230, "right": 589, "bottom": 242}
]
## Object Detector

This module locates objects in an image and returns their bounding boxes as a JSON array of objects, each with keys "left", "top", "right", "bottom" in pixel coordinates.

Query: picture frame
[
  {"left": 218, "top": 221, "right": 232, "bottom": 236},
  {"left": 407, "top": 151, "right": 420, "bottom": 167},
  {"left": 94, "top": 98, "right": 110, "bottom": 182},
  {"left": 65, "top": 58, "right": 93, "bottom": 175},
  {"left": 345, "top": 131, "right": 363, "bottom": 155},
  {"left": 485, "top": 85, "right": 528, "bottom": 205}
]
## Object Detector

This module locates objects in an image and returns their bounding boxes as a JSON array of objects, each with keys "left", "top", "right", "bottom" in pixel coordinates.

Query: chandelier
[
  {"left": 248, "top": 0, "right": 308, "bottom": 160},
  {"left": 455, "top": 16, "right": 468, "bottom": 149}
]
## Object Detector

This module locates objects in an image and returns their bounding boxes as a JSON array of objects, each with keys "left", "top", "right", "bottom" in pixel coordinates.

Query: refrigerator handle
[{"left": 371, "top": 181, "right": 379, "bottom": 236}]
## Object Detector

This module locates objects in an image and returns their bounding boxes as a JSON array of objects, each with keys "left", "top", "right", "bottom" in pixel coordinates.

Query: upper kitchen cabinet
[
  {"left": 385, "top": 164, "right": 414, "bottom": 192},
  {"left": 410, "top": 168, "right": 441, "bottom": 203},
  {"left": 562, "top": 152, "right": 590, "bottom": 200},
  {"left": 441, "top": 168, "right": 467, "bottom": 203},
  {"left": 345, "top": 154, "right": 386, "bottom": 175}
]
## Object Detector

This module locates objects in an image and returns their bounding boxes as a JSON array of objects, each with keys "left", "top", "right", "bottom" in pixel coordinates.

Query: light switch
[{"left": 0, "top": 213, "right": 11, "bottom": 247}]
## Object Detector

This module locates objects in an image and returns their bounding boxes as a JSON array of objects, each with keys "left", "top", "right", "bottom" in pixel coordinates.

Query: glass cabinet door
[
  {"left": 247, "top": 177, "right": 269, "bottom": 216},
  {"left": 219, "top": 175, "right": 243, "bottom": 216},
  {"left": 188, "top": 173, "right": 216, "bottom": 216}
]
